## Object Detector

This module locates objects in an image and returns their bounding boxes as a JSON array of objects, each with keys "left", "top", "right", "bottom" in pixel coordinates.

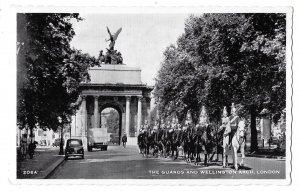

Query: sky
[{"left": 70, "top": 13, "right": 190, "bottom": 86}]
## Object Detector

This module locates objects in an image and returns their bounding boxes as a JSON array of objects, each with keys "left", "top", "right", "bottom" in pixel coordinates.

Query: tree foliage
[
  {"left": 154, "top": 13, "right": 286, "bottom": 126},
  {"left": 17, "top": 13, "right": 98, "bottom": 134},
  {"left": 106, "top": 109, "right": 119, "bottom": 133}
]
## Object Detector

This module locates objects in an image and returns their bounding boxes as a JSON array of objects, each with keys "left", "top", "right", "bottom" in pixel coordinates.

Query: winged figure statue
[{"left": 106, "top": 26, "right": 122, "bottom": 50}]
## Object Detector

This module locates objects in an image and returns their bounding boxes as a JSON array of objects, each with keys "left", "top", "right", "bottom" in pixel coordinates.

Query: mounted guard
[
  {"left": 182, "top": 110, "right": 195, "bottom": 163},
  {"left": 222, "top": 103, "right": 246, "bottom": 170},
  {"left": 229, "top": 103, "right": 240, "bottom": 146},
  {"left": 170, "top": 115, "right": 180, "bottom": 160},
  {"left": 232, "top": 119, "right": 246, "bottom": 170},
  {"left": 221, "top": 106, "right": 231, "bottom": 167},
  {"left": 198, "top": 106, "right": 213, "bottom": 166}
]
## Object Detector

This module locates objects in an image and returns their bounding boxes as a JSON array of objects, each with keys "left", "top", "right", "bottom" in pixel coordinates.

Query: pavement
[
  {"left": 17, "top": 146, "right": 65, "bottom": 179},
  {"left": 245, "top": 148, "right": 286, "bottom": 159},
  {"left": 48, "top": 145, "right": 286, "bottom": 179}
]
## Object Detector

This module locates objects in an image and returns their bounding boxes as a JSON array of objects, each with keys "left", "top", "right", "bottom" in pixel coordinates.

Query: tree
[
  {"left": 149, "top": 105, "right": 160, "bottom": 126},
  {"left": 17, "top": 13, "right": 97, "bottom": 149},
  {"left": 154, "top": 13, "right": 286, "bottom": 151},
  {"left": 106, "top": 109, "right": 120, "bottom": 133}
]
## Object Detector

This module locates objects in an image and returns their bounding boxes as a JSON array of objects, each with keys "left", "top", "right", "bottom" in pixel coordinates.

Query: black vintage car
[{"left": 65, "top": 139, "right": 84, "bottom": 160}]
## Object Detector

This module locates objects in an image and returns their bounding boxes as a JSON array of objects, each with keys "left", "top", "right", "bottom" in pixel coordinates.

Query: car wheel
[
  {"left": 103, "top": 145, "right": 108, "bottom": 151},
  {"left": 65, "top": 156, "right": 68, "bottom": 160},
  {"left": 82, "top": 155, "right": 84, "bottom": 159}
]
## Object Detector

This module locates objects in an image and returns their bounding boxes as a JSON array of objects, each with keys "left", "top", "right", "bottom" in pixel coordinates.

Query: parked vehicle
[
  {"left": 52, "top": 138, "right": 64, "bottom": 147},
  {"left": 88, "top": 128, "right": 109, "bottom": 151},
  {"left": 65, "top": 139, "right": 84, "bottom": 160}
]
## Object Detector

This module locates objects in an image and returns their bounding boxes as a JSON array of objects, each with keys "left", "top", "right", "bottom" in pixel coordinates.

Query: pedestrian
[
  {"left": 28, "top": 141, "right": 37, "bottom": 159},
  {"left": 122, "top": 133, "right": 127, "bottom": 148}
]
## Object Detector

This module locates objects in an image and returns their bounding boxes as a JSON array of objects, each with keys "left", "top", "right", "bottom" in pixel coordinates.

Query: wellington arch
[{"left": 70, "top": 64, "right": 153, "bottom": 149}]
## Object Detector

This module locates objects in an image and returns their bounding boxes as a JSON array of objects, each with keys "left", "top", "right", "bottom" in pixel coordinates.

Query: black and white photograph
[{"left": 11, "top": 5, "right": 293, "bottom": 184}]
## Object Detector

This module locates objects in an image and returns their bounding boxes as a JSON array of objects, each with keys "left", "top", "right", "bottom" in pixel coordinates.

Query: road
[{"left": 49, "top": 145, "right": 285, "bottom": 179}]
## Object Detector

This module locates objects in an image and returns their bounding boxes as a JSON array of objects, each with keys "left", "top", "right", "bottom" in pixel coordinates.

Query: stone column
[
  {"left": 81, "top": 95, "right": 88, "bottom": 150},
  {"left": 125, "top": 96, "right": 131, "bottom": 136},
  {"left": 137, "top": 96, "right": 142, "bottom": 135},
  {"left": 146, "top": 98, "right": 151, "bottom": 121},
  {"left": 94, "top": 96, "right": 99, "bottom": 128},
  {"left": 81, "top": 95, "right": 87, "bottom": 135}
]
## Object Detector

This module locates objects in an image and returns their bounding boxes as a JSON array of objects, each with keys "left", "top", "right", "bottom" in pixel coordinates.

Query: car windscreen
[{"left": 68, "top": 140, "right": 82, "bottom": 147}]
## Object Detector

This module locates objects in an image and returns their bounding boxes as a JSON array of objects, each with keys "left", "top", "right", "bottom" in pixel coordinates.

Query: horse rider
[
  {"left": 152, "top": 120, "right": 159, "bottom": 142},
  {"left": 227, "top": 103, "right": 241, "bottom": 146},
  {"left": 182, "top": 123, "right": 188, "bottom": 131},
  {"left": 153, "top": 120, "right": 159, "bottom": 132},
  {"left": 160, "top": 119, "right": 166, "bottom": 130},
  {"left": 170, "top": 117, "right": 177, "bottom": 133},
  {"left": 139, "top": 124, "right": 145, "bottom": 135},
  {"left": 221, "top": 106, "right": 231, "bottom": 137}
]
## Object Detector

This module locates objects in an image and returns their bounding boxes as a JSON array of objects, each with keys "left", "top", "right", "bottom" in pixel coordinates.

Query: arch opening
[{"left": 100, "top": 107, "right": 122, "bottom": 145}]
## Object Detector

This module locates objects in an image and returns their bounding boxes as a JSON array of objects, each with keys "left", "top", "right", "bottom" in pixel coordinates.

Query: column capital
[
  {"left": 125, "top": 96, "right": 131, "bottom": 101},
  {"left": 94, "top": 95, "right": 99, "bottom": 100},
  {"left": 137, "top": 95, "right": 143, "bottom": 101},
  {"left": 81, "top": 95, "right": 87, "bottom": 100}
]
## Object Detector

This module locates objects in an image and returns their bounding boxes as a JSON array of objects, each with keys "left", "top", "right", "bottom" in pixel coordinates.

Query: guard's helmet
[
  {"left": 185, "top": 110, "right": 193, "bottom": 125},
  {"left": 222, "top": 106, "right": 228, "bottom": 118},
  {"left": 231, "top": 103, "right": 237, "bottom": 116}
]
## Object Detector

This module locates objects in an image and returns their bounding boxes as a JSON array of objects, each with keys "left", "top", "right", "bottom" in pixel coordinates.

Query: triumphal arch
[
  {"left": 70, "top": 26, "right": 153, "bottom": 148},
  {"left": 70, "top": 64, "right": 153, "bottom": 148}
]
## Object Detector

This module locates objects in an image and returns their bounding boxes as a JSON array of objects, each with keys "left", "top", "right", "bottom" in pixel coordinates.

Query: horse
[
  {"left": 231, "top": 120, "right": 246, "bottom": 170},
  {"left": 138, "top": 130, "right": 151, "bottom": 158},
  {"left": 202, "top": 124, "right": 222, "bottom": 162},
  {"left": 222, "top": 118, "right": 231, "bottom": 168},
  {"left": 157, "top": 128, "right": 168, "bottom": 158},
  {"left": 147, "top": 130, "right": 157, "bottom": 157},
  {"left": 193, "top": 125, "right": 204, "bottom": 165},
  {"left": 162, "top": 129, "right": 172, "bottom": 158},
  {"left": 222, "top": 119, "right": 246, "bottom": 170},
  {"left": 151, "top": 130, "right": 159, "bottom": 157},
  {"left": 180, "top": 128, "right": 190, "bottom": 161},
  {"left": 170, "top": 129, "right": 181, "bottom": 160},
  {"left": 213, "top": 124, "right": 225, "bottom": 162},
  {"left": 155, "top": 128, "right": 165, "bottom": 157},
  {"left": 143, "top": 129, "right": 159, "bottom": 158},
  {"left": 183, "top": 125, "right": 195, "bottom": 163},
  {"left": 201, "top": 124, "right": 215, "bottom": 166}
]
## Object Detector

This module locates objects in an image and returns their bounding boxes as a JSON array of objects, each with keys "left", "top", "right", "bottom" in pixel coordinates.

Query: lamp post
[{"left": 58, "top": 117, "right": 64, "bottom": 155}]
